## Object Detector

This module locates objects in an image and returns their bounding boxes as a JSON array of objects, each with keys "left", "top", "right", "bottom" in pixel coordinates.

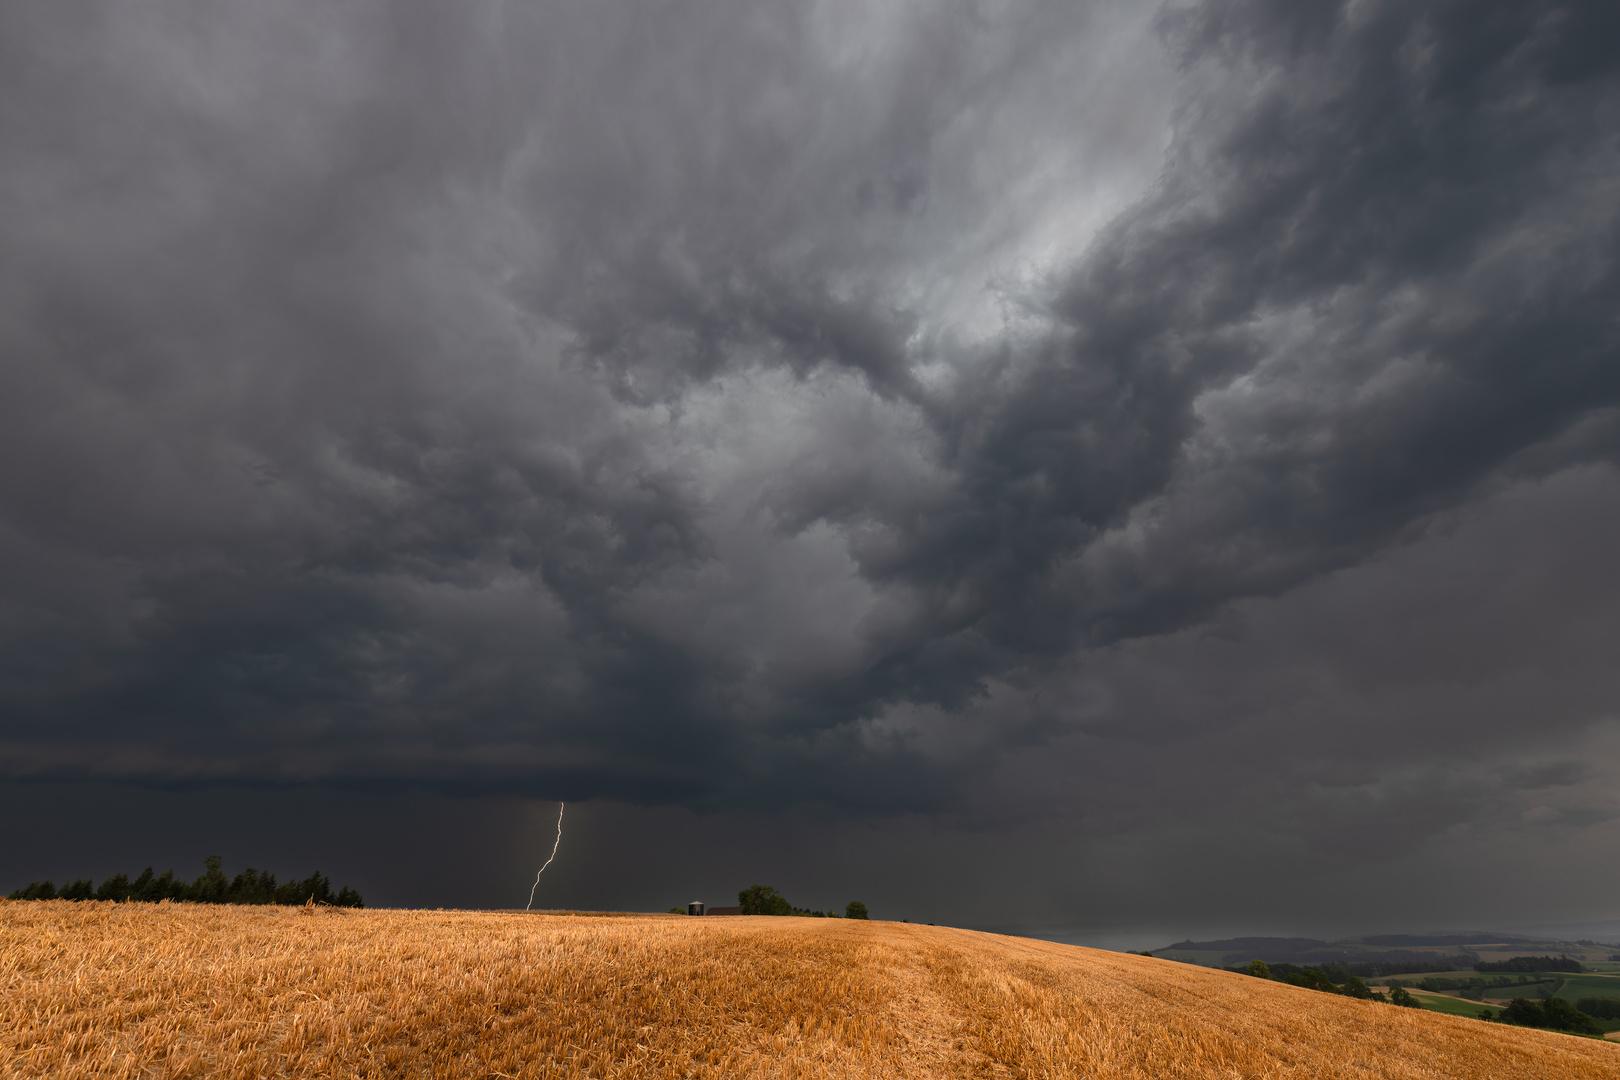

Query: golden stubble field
[{"left": 3, "top": 901, "right": 1615, "bottom": 1079}]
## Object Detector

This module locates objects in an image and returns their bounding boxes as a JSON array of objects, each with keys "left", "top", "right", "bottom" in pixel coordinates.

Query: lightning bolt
[{"left": 526, "top": 801, "right": 565, "bottom": 911}]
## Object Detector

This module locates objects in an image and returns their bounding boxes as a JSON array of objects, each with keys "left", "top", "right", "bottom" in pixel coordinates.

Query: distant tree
[
  {"left": 845, "top": 901, "right": 869, "bottom": 920},
  {"left": 133, "top": 869, "right": 184, "bottom": 902},
  {"left": 1476, "top": 955, "right": 1584, "bottom": 974},
  {"left": 1575, "top": 997, "right": 1620, "bottom": 1020},
  {"left": 187, "top": 855, "right": 229, "bottom": 903},
  {"left": 276, "top": 871, "right": 335, "bottom": 906},
  {"left": 1541, "top": 998, "right": 1602, "bottom": 1036},
  {"left": 8, "top": 858, "right": 360, "bottom": 907},
  {"left": 1284, "top": 968, "right": 1339, "bottom": 994},
  {"left": 668, "top": 907, "right": 684, "bottom": 914},
  {"left": 1245, "top": 960, "right": 1272, "bottom": 979},
  {"left": 8, "top": 880, "right": 57, "bottom": 900},
  {"left": 94, "top": 873, "right": 131, "bottom": 902},
  {"left": 738, "top": 884, "right": 792, "bottom": 916},
  {"left": 1340, "top": 976, "right": 1373, "bottom": 1000},
  {"left": 226, "top": 868, "right": 278, "bottom": 905},
  {"left": 1389, "top": 986, "right": 1422, "bottom": 1009},
  {"left": 1501, "top": 998, "right": 1546, "bottom": 1027},
  {"left": 58, "top": 879, "right": 95, "bottom": 901},
  {"left": 1497, "top": 997, "right": 1602, "bottom": 1034}
]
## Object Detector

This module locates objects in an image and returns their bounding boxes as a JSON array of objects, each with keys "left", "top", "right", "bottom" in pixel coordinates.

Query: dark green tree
[
  {"left": 1541, "top": 998, "right": 1602, "bottom": 1035},
  {"left": 187, "top": 855, "right": 228, "bottom": 903},
  {"left": 1501, "top": 998, "right": 1546, "bottom": 1027},
  {"left": 738, "top": 884, "right": 793, "bottom": 916},
  {"left": 8, "top": 880, "right": 57, "bottom": 900},
  {"left": 276, "top": 871, "right": 335, "bottom": 905},
  {"left": 1389, "top": 986, "right": 1422, "bottom": 1009},
  {"left": 1245, "top": 960, "right": 1272, "bottom": 979},
  {"left": 58, "top": 878, "right": 95, "bottom": 901},
  {"left": 127, "top": 868, "right": 156, "bottom": 901},
  {"left": 1575, "top": 997, "right": 1620, "bottom": 1020},
  {"left": 8, "top": 858, "right": 361, "bottom": 907},
  {"left": 1476, "top": 956, "right": 1584, "bottom": 973},
  {"left": 845, "top": 900, "right": 868, "bottom": 920},
  {"left": 226, "top": 868, "right": 278, "bottom": 905},
  {"left": 133, "top": 869, "right": 183, "bottom": 902},
  {"left": 1285, "top": 968, "right": 1339, "bottom": 993},
  {"left": 94, "top": 873, "right": 131, "bottom": 902}
]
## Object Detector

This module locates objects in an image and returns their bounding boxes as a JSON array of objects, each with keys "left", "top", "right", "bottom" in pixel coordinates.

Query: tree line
[
  {"left": 1236, "top": 957, "right": 1616, "bottom": 1036},
  {"left": 1327, "top": 959, "right": 1470, "bottom": 977},
  {"left": 1475, "top": 955, "right": 1584, "bottom": 973},
  {"left": 1233, "top": 958, "right": 1470, "bottom": 979},
  {"left": 1389, "top": 973, "right": 1560, "bottom": 1001},
  {"left": 738, "top": 884, "right": 867, "bottom": 919},
  {"left": 1576, "top": 997, "right": 1620, "bottom": 1020},
  {"left": 1492, "top": 997, "right": 1606, "bottom": 1036},
  {"left": 7, "top": 856, "right": 363, "bottom": 907},
  {"left": 1234, "top": 960, "right": 1383, "bottom": 1000}
]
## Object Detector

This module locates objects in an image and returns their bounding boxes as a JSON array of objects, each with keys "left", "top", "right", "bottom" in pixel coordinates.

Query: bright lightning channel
[{"left": 526, "top": 801, "right": 565, "bottom": 911}]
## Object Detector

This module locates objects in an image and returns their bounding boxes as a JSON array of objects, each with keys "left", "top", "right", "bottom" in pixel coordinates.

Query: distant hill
[
  {"left": 1157, "top": 936, "right": 1473, "bottom": 968},
  {"left": 1155, "top": 931, "right": 1610, "bottom": 971},
  {"left": 1165, "top": 936, "right": 1331, "bottom": 955},
  {"left": 1361, "top": 934, "right": 1542, "bottom": 947}
]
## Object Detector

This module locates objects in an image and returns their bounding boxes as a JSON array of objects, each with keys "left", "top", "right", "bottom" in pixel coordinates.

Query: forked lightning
[{"left": 526, "top": 802, "right": 565, "bottom": 911}]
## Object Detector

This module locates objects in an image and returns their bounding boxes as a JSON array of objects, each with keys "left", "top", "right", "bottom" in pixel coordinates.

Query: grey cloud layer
[{"left": 2, "top": 0, "right": 1618, "bottom": 858}]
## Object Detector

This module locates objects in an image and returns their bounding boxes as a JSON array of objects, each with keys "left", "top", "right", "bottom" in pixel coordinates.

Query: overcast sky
[{"left": 4, "top": 0, "right": 1619, "bottom": 943}]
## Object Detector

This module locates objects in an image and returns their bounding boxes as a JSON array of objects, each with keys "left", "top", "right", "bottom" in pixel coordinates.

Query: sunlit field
[{"left": 3, "top": 901, "right": 1616, "bottom": 1079}]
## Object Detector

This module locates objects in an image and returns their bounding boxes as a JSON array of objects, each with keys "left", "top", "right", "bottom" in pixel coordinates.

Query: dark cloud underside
[{"left": 2, "top": 0, "right": 1619, "bottom": 917}]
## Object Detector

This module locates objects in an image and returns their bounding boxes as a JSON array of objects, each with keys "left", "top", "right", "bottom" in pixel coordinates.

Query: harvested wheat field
[{"left": 3, "top": 901, "right": 1615, "bottom": 1080}]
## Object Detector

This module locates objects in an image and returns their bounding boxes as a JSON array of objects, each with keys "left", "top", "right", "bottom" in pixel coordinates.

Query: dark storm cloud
[
  {"left": 868, "top": 0, "right": 1620, "bottom": 653},
  {"left": 2, "top": 0, "right": 1619, "bottom": 900}
]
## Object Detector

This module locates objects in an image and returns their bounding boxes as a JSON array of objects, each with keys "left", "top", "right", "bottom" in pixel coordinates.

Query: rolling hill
[{"left": 3, "top": 901, "right": 1615, "bottom": 1078}]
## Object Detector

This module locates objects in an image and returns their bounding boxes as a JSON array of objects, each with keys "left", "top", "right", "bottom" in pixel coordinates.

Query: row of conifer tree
[{"left": 7, "top": 855, "right": 363, "bottom": 908}]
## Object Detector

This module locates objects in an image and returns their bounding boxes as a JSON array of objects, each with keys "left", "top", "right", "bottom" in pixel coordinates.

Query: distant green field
[
  {"left": 1383, "top": 970, "right": 1538, "bottom": 986},
  {"left": 1408, "top": 992, "right": 1495, "bottom": 1019},
  {"left": 1153, "top": 950, "right": 1231, "bottom": 966},
  {"left": 1397, "top": 989, "right": 1620, "bottom": 1034},
  {"left": 1157, "top": 948, "right": 1620, "bottom": 979},
  {"left": 1395, "top": 972, "right": 1620, "bottom": 996},
  {"left": 1558, "top": 974, "right": 1620, "bottom": 996}
]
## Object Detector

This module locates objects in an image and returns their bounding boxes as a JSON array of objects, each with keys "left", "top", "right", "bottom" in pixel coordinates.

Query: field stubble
[{"left": 3, "top": 901, "right": 1616, "bottom": 1079}]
